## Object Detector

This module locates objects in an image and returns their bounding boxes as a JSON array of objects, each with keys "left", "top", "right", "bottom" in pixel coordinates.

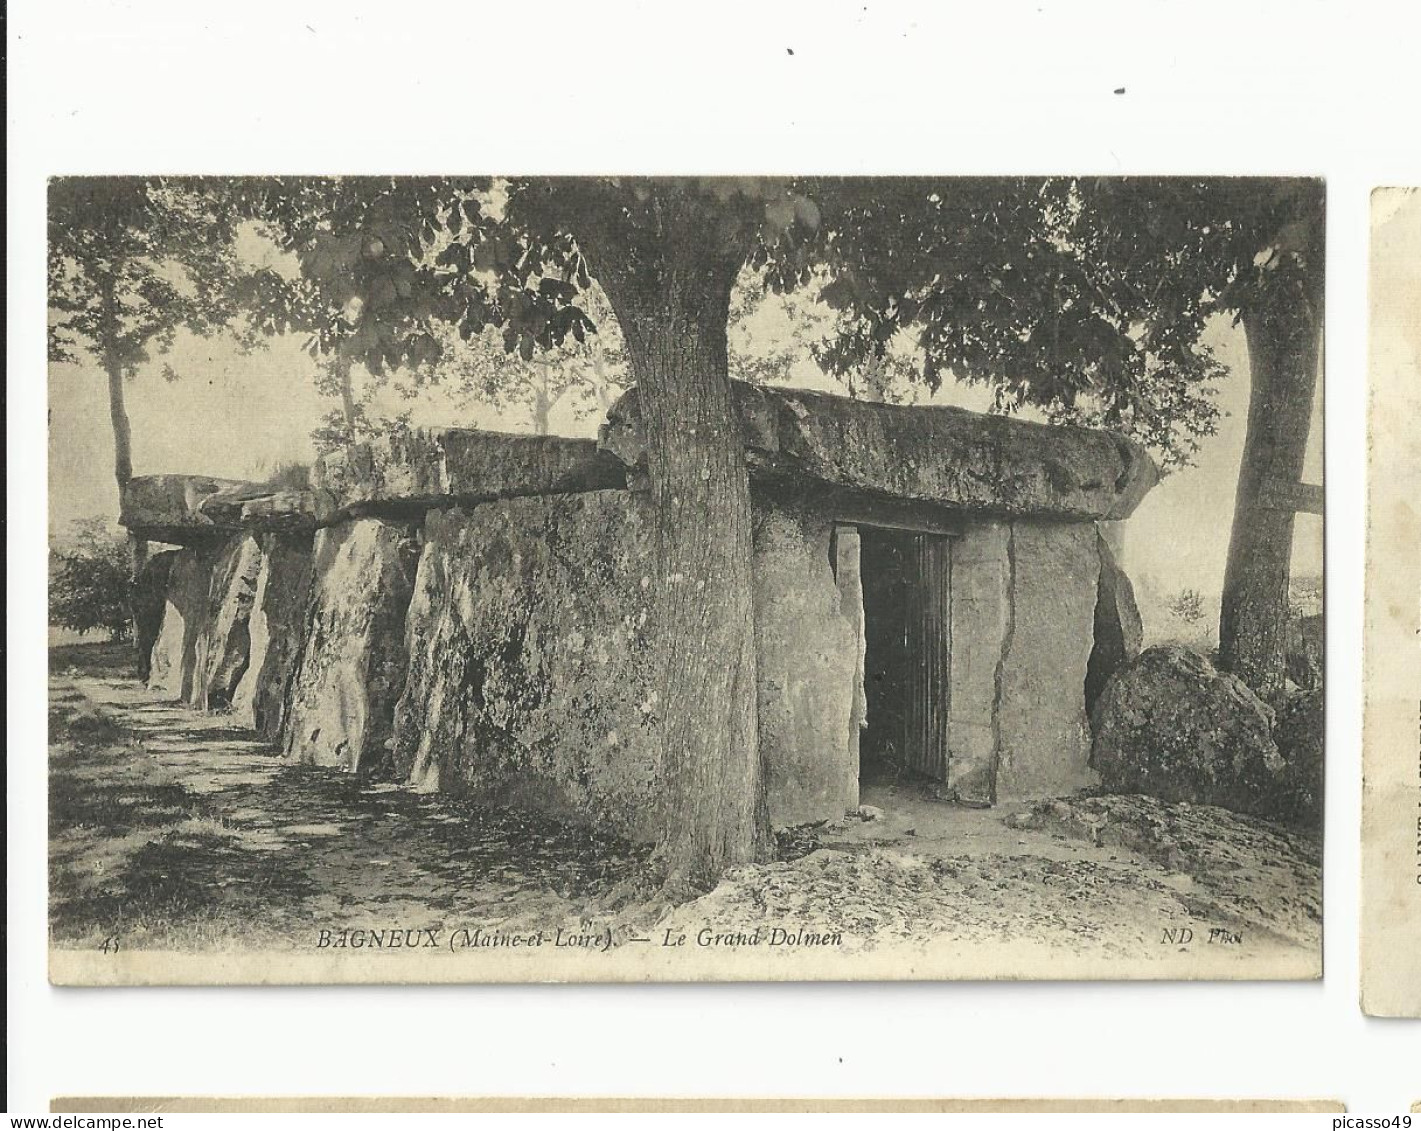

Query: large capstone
[
  {"left": 120, "top": 474, "right": 319, "bottom": 544},
  {"left": 282, "top": 518, "right": 420, "bottom": 775},
  {"left": 193, "top": 534, "right": 265, "bottom": 711},
  {"left": 1090, "top": 645, "right": 1288, "bottom": 818},
  {"left": 603, "top": 382, "right": 1158, "bottom": 522},
  {"left": 232, "top": 533, "right": 315, "bottom": 739},
  {"left": 120, "top": 475, "right": 253, "bottom": 545},
  {"left": 313, "top": 428, "right": 628, "bottom": 521},
  {"left": 199, "top": 483, "right": 319, "bottom": 535}
]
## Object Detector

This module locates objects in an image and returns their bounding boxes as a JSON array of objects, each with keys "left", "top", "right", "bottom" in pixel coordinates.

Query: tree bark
[
  {"left": 580, "top": 200, "right": 772, "bottom": 895},
  {"left": 99, "top": 275, "right": 134, "bottom": 490},
  {"left": 531, "top": 360, "right": 553, "bottom": 435},
  {"left": 335, "top": 354, "right": 359, "bottom": 436},
  {"left": 1218, "top": 267, "right": 1323, "bottom": 700},
  {"left": 99, "top": 271, "right": 149, "bottom": 673}
]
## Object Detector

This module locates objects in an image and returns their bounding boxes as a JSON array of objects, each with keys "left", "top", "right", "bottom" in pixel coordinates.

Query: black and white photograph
[{"left": 45, "top": 175, "right": 1325, "bottom": 984}]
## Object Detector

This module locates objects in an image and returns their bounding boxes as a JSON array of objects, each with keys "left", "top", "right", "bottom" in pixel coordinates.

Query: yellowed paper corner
[{"left": 1362, "top": 186, "right": 1421, "bottom": 1018}]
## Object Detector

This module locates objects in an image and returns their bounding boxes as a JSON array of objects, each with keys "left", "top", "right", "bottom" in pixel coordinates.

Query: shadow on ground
[
  {"left": 49, "top": 641, "right": 1322, "bottom": 966},
  {"left": 49, "top": 642, "right": 647, "bottom": 951}
]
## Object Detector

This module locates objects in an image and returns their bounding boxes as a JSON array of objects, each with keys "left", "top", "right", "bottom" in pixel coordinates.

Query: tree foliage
[
  {"left": 49, "top": 519, "right": 133, "bottom": 641},
  {"left": 231, "top": 176, "right": 1258, "bottom": 472},
  {"left": 48, "top": 178, "right": 257, "bottom": 387},
  {"left": 48, "top": 177, "right": 263, "bottom": 490}
]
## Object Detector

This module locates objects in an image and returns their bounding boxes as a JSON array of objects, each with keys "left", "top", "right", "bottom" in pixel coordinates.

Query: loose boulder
[
  {"left": 1090, "top": 645, "right": 1287, "bottom": 819},
  {"left": 1272, "top": 688, "right": 1324, "bottom": 828}
]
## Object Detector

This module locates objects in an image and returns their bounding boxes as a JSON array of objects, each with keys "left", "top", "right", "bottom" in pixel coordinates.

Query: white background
[{"left": 7, "top": 0, "right": 1419, "bottom": 1115}]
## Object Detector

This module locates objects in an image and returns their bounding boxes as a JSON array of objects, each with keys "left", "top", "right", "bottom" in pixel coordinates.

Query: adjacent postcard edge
[{"left": 1361, "top": 186, "right": 1421, "bottom": 1019}]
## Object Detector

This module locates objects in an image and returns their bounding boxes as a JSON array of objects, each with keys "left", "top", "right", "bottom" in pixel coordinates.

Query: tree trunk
[
  {"left": 582, "top": 209, "right": 772, "bottom": 896},
  {"left": 531, "top": 361, "right": 553, "bottom": 435},
  {"left": 1218, "top": 272, "right": 1322, "bottom": 700},
  {"left": 335, "top": 354, "right": 359, "bottom": 437},
  {"left": 99, "top": 272, "right": 148, "bottom": 672},
  {"left": 99, "top": 278, "right": 134, "bottom": 490}
]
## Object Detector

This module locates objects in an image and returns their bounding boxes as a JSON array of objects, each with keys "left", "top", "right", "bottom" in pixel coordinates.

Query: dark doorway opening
[{"left": 858, "top": 526, "right": 952, "bottom": 787}]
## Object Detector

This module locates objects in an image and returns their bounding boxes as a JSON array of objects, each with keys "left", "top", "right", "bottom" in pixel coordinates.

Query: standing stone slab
[
  {"left": 833, "top": 527, "right": 867, "bottom": 802},
  {"left": 147, "top": 545, "right": 220, "bottom": 701},
  {"left": 392, "top": 494, "right": 662, "bottom": 841},
  {"left": 193, "top": 534, "right": 265, "bottom": 711},
  {"left": 995, "top": 520, "right": 1101, "bottom": 799},
  {"left": 1086, "top": 526, "right": 1145, "bottom": 715},
  {"left": 391, "top": 491, "right": 863, "bottom": 840},
  {"left": 947, "top": 522, "right": 1011, "bottom": 803},
  {"left": 133, "top": 550, "right": 177, "bottom": 683},
  {"left": 282, "top": 518, "right": 420, "bottom": 775},
  {"left": 754, "top": 503, "right": 861, "bottom": 827},
  {"left": 232, "top": 533, "right": 315, "bottom": 739}
]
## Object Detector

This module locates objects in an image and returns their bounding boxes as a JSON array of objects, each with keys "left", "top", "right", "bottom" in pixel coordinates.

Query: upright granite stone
[
  {"left": 192, "top": 534, "right": 265, "bottom": 711},
  {"left": 232, "top": 533, "right": 315, "bottom": 739},
  {"left": 754, "top": 502, "right": 861, "bottom": 827},
  {"left": 1085, "top": 528, "right": 1145, "bottom": 715},
  {"left": 391, "top": 492, "right": 864, "bottom": 839},
  {"left": 132, "top": 550, "right": 177, "bottom": 683},
  {"left": 147, "top": 545, "right": 219, "bottom": 701},
  {"left": 995, "top": 520, "right": 1101, "bottom": 798},
  {"left": 282, "top": 518, "right": 421, "bottom": 775},
  {"left": 946, "top": 522, "right": 1012, "bottom": 803},
  {"left": 392, "top": 493, "right": 662, "bottom": 841}
]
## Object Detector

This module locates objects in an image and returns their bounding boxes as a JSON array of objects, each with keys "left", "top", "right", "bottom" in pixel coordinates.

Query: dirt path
[
  {"left": 49, "top": 643, "right": 1321, "bottom": 970},
  {"left": 663, "top": 777, "right": 1322, "bottom": 965},
  {"left": 49, "top": 644, "right": 644, "bottom": 951}
]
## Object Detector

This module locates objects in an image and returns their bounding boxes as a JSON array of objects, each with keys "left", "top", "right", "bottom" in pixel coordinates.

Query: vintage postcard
[
  {"left": 1362, "top": 186, "right": 1421, "bottom": 1018},
  {"left": 47, "top": 175, "right": 1323, "bottom": 984},
  {"left": 48, "top": 1098, "right": 1347, "bottom": 1114}
]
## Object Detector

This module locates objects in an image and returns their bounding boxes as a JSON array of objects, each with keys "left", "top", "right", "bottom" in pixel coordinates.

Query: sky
[{"left": 48, "top": 287, "right": 1324, "bottom": 633}]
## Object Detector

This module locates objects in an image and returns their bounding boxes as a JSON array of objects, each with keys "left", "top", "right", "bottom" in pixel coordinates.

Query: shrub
[
  {"left": 1167, "top": 588, "right": 1206, "bottom": 623},
  {"left": 50, "top": 519, "right": 132, "bottom": 641}
]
